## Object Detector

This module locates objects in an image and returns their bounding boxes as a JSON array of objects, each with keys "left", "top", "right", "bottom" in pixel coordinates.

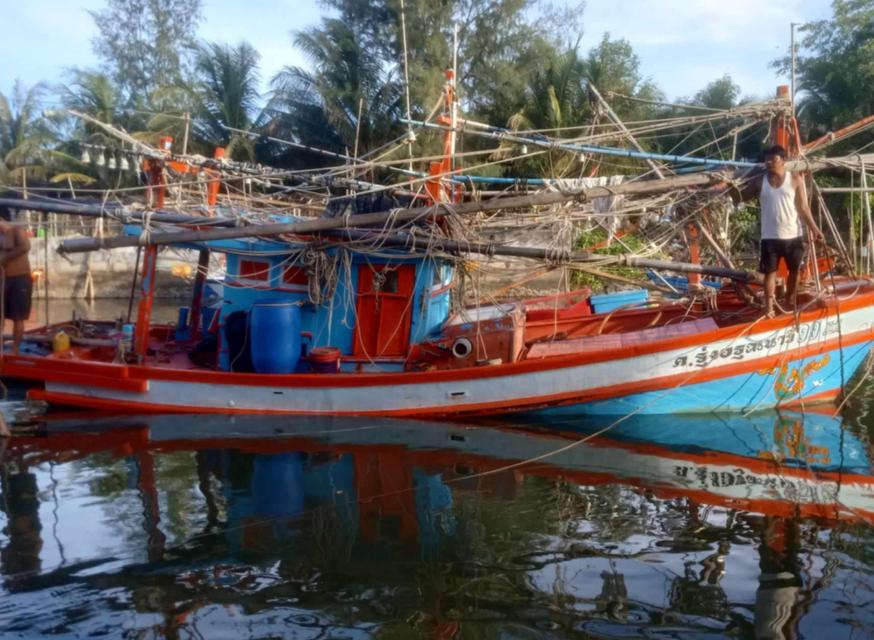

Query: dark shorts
[
  {"left": 760, "top": 237, "right": 806, "bottom": 274},
  {"left": 3, "top": 274, "right": 33, "bottom": 321}
]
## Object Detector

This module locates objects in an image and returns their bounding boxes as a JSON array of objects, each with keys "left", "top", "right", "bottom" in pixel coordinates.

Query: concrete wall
[
  {"left": 471, "top": 223, "right": 573, "bottom": 296},
  {"left": 26, "top": 223, "right": 572, "bottom": 301},
  {"left": 29, "top": 237, "right": 195, "bottom": 299}
]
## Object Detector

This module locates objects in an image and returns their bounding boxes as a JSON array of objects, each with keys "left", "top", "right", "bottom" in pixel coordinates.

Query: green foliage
[
  {"left": 506, "top": 43, "right": 590, "bottom": 177},
  {"left": 571, "top": 226, "right": 651, "bottom": 290},
  {"left": 691, "top": 74, "right": 741, "bottom": 110},
  {"left": 728, "top": 202, "right": 759, "bottom": 261},
  {"left": 266, "top": 16, "right": 403, "bottom": 168},
  {"left": 585, "top": 34, "right": 659, "bottom": 107},
  {"left": 507, "top": 33, "right": 665, "bottom": 178},
  {"left": 187, "top": 41, "right": 263, "bottom": 159},
  {"left": 778, "top": 0, "right": 874, "bottom": 150},
  {"left": 61, "top": 70, "right": 125, "bottom": 130},
  {"left": 29, "top": 0, "right": 873, "bottom": 199},
  {"left": 90, "top": 0, "right": 203, "bottom": 105},
  {"left": 0, "top": 81, "right": 56, "bottom": 184},
  {"left": 655, "top": 74, "right": 767, "bottom": 162},
  {"left": 265, "top": 0, "right": 590, "bottom": 170},
  {"left": 58, "top": 69, "right": 152, "bottom": 187}
]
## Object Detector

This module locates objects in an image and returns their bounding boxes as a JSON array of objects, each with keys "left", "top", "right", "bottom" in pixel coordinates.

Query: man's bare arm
[{"left": 794, "top": 176, "right": 825, "bottom": 241}]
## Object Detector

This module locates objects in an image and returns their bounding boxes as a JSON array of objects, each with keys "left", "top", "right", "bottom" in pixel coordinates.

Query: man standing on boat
[
  {"left": 736, "top": 145, "right": 824, "bottom": 317},
  {"left": 0, "top": 206, "right": 33, "bottom": 355}
]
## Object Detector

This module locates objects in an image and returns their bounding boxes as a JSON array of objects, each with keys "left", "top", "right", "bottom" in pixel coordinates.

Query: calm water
[{"left": 2, "top": 383, "right": 874, "bottom": 638}]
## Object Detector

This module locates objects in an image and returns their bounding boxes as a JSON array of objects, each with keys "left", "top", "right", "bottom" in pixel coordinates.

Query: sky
[{"left": 1, "top": 0, "right": 834, "bottom": 107}]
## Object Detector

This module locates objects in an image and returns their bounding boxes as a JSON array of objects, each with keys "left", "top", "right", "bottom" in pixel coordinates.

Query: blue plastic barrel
[{"left": 249, "top": 300, "right": 302, "bottom": 374}]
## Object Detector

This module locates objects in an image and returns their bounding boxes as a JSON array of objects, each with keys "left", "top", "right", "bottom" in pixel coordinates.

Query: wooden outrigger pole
[
  {"left": 50, "top": 151, "right": 873, "bottom": 251},
  {"left": 326, "top": 228, "right": 762, "bottom": 283},
  {"left": 56, "top": 171, "right": 725, "bottom": 253}
]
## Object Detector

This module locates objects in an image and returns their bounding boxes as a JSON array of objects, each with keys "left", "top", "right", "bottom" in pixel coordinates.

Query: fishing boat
[
  {"left": 1, "top": 84, "right": 873, "bottom": 417},
  {"left": 2, "top": 232, "right": 871, "bottom": 416}
]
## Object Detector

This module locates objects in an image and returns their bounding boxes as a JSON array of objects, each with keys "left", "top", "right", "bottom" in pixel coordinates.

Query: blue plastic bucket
[{"left": 249, "top": 300, "right": 302, "bottom": 374}]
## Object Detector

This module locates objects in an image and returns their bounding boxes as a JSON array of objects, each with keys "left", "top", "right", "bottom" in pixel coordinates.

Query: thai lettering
[{"left": 671, "top": 321, "right": 831, "bottom": 369}]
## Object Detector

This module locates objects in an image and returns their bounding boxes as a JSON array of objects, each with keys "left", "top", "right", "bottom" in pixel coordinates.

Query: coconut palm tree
[
  {"left": 61, "top": 70, "right": 126, "bottom": 133},
  {"left": 265, "top": 18, "right": 403, "bottom": 168},
  {"left": 0, "top": 80, "right": 54, "bottom": 186},
  {"left": 186, "top": 41, "right": 263, "bottom": 160},
  {"left": 58, "top": 69, "right": 138, "bottom": 186},
  {"left": 506, "top": 44, "right": 589, "bottom": 177}
]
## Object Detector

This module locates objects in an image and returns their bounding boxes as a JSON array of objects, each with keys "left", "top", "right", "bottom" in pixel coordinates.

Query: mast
[{"left": 425, "top": 68, "right": 458, "bottom": 205}]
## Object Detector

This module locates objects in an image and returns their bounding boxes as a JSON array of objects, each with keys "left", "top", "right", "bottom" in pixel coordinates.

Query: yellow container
[{"left": 52, "top": 331, "right": 71, "bottom": 353}]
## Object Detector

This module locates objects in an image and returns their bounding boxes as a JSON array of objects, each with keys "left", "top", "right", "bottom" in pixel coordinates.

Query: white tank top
[{"left": 760, "top": 171, "right": 800, "bottom": 239}]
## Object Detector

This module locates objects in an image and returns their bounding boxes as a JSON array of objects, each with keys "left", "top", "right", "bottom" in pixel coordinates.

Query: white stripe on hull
[{"left": 46, "top": 307, "right": 874, "bottom": 414}]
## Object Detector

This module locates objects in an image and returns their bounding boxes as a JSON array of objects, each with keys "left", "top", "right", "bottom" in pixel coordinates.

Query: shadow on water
[{"left": 1, "top": 401, "right": 874, "bottom": 638}]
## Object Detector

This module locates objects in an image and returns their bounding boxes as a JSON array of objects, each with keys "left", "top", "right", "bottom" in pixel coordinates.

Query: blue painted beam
[{"left": 402, "top": 118, "right": 757, "bottom": 170}]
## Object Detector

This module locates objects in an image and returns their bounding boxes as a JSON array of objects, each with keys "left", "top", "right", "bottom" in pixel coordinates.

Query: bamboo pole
[
  {"left": 810, "top": 181, "right": 855, "bottom": 276},
  {"left": 57, "top": 172, "right": 726, "bottom": 253},
  {"left": 0, "top": 197, "right": 238, "bottom": 226},
  {"left": 407, "top": 117, "right": 760, "bottom": 169},
  {"left": 803, "top": 113, "right": 874, "bottom": 153},
  {"left": 42, "top": 212, "right": 49, "bottom": 323},
  {"left": 326, "top": 229, "right": 762, "bottom": 283},
  {"left": 587, "top": 82, "right": 667, "bottom": 178},
  {"left": 52, "top": 149, "right": 866, "bottom": 256},
  {"left": 405, "top": 118, "right": 874, "bottom": 174},
  {"left": 859, "top": 157, "right": 874, "bottom": 273}
]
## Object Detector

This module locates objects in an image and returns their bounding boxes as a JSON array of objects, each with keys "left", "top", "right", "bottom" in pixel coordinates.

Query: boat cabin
[{"left": 168, "top": 230, "right": 454, "bottom": 374}]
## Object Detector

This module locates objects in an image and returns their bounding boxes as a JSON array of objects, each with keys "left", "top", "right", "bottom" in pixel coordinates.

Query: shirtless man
[
  {"left": 0, "top": 206, "right": 32, "bottom": 354},
  {"left": 736, "top": 145, "right": 824, "bottom": 317}
]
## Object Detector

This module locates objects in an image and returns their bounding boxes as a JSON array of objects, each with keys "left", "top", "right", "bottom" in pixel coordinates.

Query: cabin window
[
  {"left": 283, "top": 266, "right": 309, "bottom": 285},
  {"left": 238, "top": 259, "right": 269, "bottom": 281},
  {"left": 373, "top": 269, "right": 399, "bottom": 294}
]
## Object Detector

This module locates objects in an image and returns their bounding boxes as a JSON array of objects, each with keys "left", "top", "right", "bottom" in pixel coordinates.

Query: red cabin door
[{"left": 353, "top": 264, "right": 415, "bottom": 357}]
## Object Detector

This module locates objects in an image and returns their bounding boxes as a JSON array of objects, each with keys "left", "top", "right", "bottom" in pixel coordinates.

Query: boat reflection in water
[{"left": 1, "top": 410, "right": 873, "bottom": 638}]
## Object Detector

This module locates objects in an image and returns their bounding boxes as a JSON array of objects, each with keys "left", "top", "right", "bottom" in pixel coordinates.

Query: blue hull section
[{"left": 535, "top": 340, "right": 873, "bottom": 416}]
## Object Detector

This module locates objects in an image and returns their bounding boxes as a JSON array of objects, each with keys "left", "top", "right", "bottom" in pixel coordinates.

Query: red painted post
[
  {"left": 134, "top": 245, "right": 158, "bottom": 359},
  {"left": 206, "top": 147, "right": 225, "bottom": 212},
  {"left": 771, "top": 86, "right": 791, "bottom": 150},
  {"left": 425, "top": 70, "right": 458, "bottom": 205},
  {"left": 188, "top": 249, "right": 211, "bottom": 339},
  {"left": 686, "top": 224, "right": 701, "bottom": 287},
  {"left": 134, "top": 449, "right": 166, "bottom": 562},
  {"left": 145, "top": 137, "right": 173, "bottom": 209}
]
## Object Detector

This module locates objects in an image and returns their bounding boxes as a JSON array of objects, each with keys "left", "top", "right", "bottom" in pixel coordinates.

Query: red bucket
[{"left": 309, "top": 346, "right": 341, "bottom": 373}]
